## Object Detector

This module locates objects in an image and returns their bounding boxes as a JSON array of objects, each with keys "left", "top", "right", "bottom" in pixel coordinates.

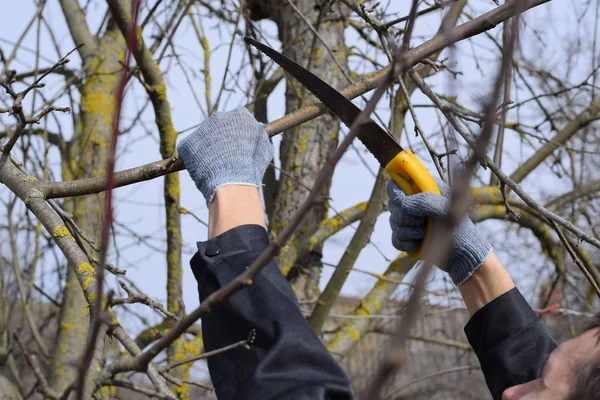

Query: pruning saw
[{"left": 245, "top": 37, "right": 440, "bottom": 259}]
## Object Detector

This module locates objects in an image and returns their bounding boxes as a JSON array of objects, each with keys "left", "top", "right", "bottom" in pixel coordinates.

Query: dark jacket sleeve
[
  {"left": 464, "top": 287, "right": 557, "bottom": 400},
  {"left": 190, "top": 224, "right": 353, "bottom": 400}
]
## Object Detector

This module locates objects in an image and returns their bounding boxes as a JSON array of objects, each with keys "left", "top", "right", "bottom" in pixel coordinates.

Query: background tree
[{"left": 0, "top": 0, "right": 599, "bottom": 399}]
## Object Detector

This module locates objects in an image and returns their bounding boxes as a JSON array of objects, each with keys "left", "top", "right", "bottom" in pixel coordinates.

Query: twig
[
  {"left": 5, "top": 203, "right": 51, "bottom": 362},
  {"left": 159, "top": 329, "right": 255, "bottom": 372},
  {"left": 211, "top": 1, "right": 243, "bottom": 113},
  {"left": 26, "top": 105, "right": 71, "bottom": 124},
  {"left": 382, "top": 365, "right": 478, "bottom": 399},
  {"left": 106, "top": 263, "right": 126, "bottom": 275},
  {"left": 48, "top": 199, "right": 100, "bottom": 252},
  {"left": 179, "top": 206, "right": 208, "bottom": 227},
  {"left": 399, "top": 0, "right": 420, "bottom": 54},
  {"left": 362, "top": 4, "right": 525, "bottom": 398},
  {"left": 490, "top": 19, "right": 512, "bottom": 187},
  {"left": 13, "top": 333, "right": 59, "bottom": 400},
  {"left": 113, "top": 281, "right": 178, "bottom": 320},
  {"left": 382, "top": 0, "right": 457, "bottom": 30},
  {"left": 160, "top": 371, "right": 213, "bottom": 391},
  {"left": 1, "top": 45, "right": 79, "bottom": 153},
  {"left": 409, "top": 70, "right": 600, "bottom": 250},
  {"left": 397, "top": 75, "right": 446, "bottom": 178},
  {"left": 499, "top": 181, "right": 520, "bottom": 220},
  {"left": 105, "top": 43, "right": 399, "bottom": 377},
  {"left": 550, "top": 221, "right": 600, "bottom": 298},
  {"left": 110, "top": 326, "right": 176, "bottom": 399},
  {"left": 39, "top": 0, "right": 551, "bottom": 200},
  {"left": 101, "top": 380, "right": 174, "bottom": 400}
]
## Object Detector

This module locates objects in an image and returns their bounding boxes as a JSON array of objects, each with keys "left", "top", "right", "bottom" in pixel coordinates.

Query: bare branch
[
  {"left": 509, "top": 99, "right": 600, "bottom": 184},
  {"left": 40, "top": 0, "right": 550, "bottom": 200},
  {"left": 112, "top": 281, "right": 178, "bottom": 320},
  {"left": 13, "top": 334, "right": 59, "bottom": 400},
  {"left": 58, "top": 0, "right": 97, "bottom": 59},
  {"left": 159, "top": 330, "right": 256, "bottom": 373},
  {"left": 409, "top": 70, "right": 600, "bottom": 249}
]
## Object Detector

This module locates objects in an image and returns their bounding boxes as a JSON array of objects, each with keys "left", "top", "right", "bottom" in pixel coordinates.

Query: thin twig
[
  {"left": 363, "top": 5, "right": 525, "bottom": 398},
  {"left": 40, "top": 0, "right": 551, "bottom": 200},
  {"left": 160, "top": 329, "right": 255, "bottom": 372},
  {"left": 397, "top": 75, "right": 446, "bottom": 178},
  {"left": 1, "top": 45, "right": 79, "bottom": 153},
  {"left": 105, "top": 47, "right": 399, "bottom": 377},
  {"left": 550, "top": 221, "right": 600, "bottom": 298},
  {"left": 113, "top": 281, "right": 178, "bottom": 320},
  {"left": 13, "top": 333, "right": 59, "bottom": 400}
]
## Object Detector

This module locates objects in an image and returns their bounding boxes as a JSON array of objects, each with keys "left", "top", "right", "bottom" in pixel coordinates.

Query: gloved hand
[
  {"left": 386, "top": 179, "right": 493, "bottom": 286},
  {"left": 177, "top": 107, "right": 274, "bottom": 204}
]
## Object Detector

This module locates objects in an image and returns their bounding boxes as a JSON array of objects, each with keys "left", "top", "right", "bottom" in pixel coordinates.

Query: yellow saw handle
[{"left": 385, "top": 149, "right": 441, "bottom": 260}]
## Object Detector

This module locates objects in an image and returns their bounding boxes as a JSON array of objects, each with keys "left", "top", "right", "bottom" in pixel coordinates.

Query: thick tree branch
[
  {"left": 309, "top": 173, "right": 386, "bottom": 333},
  {"left": 40, "top": 0, "right": 548, "bottom": 200},
  {"left": 59, "top": 0, "right": 97, "bottom": 60},
  {"left": 545, "top": 179, "right": 600, "bottom": 210},
  {"left": 105, "top": 1, "right": 186, "bottom": 384},
  {"left": 509, "top": 99, "right": 600, "bottom": 184},
  {"left": 325, "top": 255, "right": 415, "bottom": 361}
]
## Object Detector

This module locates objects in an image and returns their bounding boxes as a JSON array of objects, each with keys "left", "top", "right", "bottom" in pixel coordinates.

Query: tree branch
[
  {"left": 39, "top": 0, "right": 549, "bottom": 199},
  {"left": 509, "top": 99, "right": 600, "bottom": 184},
  {"left": 309, "top": 173, "right": 387, "bottom": 333},
  {"left": 409, "top": 70, "right": 600, "bottom": 250},
  {"left": 325, "top": 254, "right": 415, "bottom": 361},
  {"left": 159, "top": 330, "right": 255, "bottom": 373},
  {"left": 13, "top": 334, "right": 59, "bottom": 400},
  {"left": 59, "top": 0, "right": 97, "bottom": 59}
]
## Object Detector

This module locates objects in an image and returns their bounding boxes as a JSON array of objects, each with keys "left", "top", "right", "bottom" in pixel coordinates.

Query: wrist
[
  {"left": 458, "top": 252, "right": 515, "bottom": 315},
  {"left": 208, "top": 185, "right": 266, "bottom": 238}
]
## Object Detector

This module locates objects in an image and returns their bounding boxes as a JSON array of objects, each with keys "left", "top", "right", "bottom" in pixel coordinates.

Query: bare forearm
[
  {"left": 208, "top": 185, "right": 266, "bottom": 238},
  {"left": 459, "top": 253, "right": 515, "bottom": 315}
]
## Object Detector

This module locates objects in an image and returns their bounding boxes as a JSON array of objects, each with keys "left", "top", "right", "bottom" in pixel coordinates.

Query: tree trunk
[
  {"left": 268, "top": 1, "right": 348, "bottom": 303},
  {"left": 50, "top": 26, "right": 125, "bottom": 394}
]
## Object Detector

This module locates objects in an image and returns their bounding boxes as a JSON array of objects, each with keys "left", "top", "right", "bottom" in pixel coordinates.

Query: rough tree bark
[
  {"left": 50, "top": 2, "right": 127, "bottom": 392},
  {"left": 248, "top": 0, "right": 348, "bottom": 303}
]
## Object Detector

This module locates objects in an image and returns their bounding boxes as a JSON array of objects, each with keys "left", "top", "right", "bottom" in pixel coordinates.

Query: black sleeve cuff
[
  {"left": 192, "top": 224, "right": 299, "bottom": 305},
  {"left": 464, "top": 287, "right": 557, "bottom": 400},
  {"left": 465, "top": 287, "right": 540, "bottom": 355},
  {"left": 196, "top": 224, "right": 269, "bottom": 261}
]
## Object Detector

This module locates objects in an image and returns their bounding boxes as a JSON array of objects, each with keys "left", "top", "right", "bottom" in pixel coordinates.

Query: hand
[
  {"left": 386, "top": 179, "right": 493, "bottom": 286},
  {"left": 177, "top": 108, "right": 274, "bottom": 204}
]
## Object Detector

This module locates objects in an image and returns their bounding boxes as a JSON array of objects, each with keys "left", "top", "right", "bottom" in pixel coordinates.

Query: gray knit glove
[
  {"left": 386, "top": 179, "right": 493, "bottom": 286},
  {"left": 177, "top": 108, "right": 273, "bottom": 204}
]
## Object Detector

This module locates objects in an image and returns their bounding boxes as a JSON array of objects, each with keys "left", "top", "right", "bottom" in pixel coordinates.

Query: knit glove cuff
[
  {"left": 446, "top": 220, "right": 493, "bottom": 285},
  {"left": 177, "top": 108, "right": 274, "bottom": 204}
]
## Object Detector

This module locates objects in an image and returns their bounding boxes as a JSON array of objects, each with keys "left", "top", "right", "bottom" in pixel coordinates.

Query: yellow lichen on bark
[{"left": 52, "top": 226, "right": 71, "bottom": 238}]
